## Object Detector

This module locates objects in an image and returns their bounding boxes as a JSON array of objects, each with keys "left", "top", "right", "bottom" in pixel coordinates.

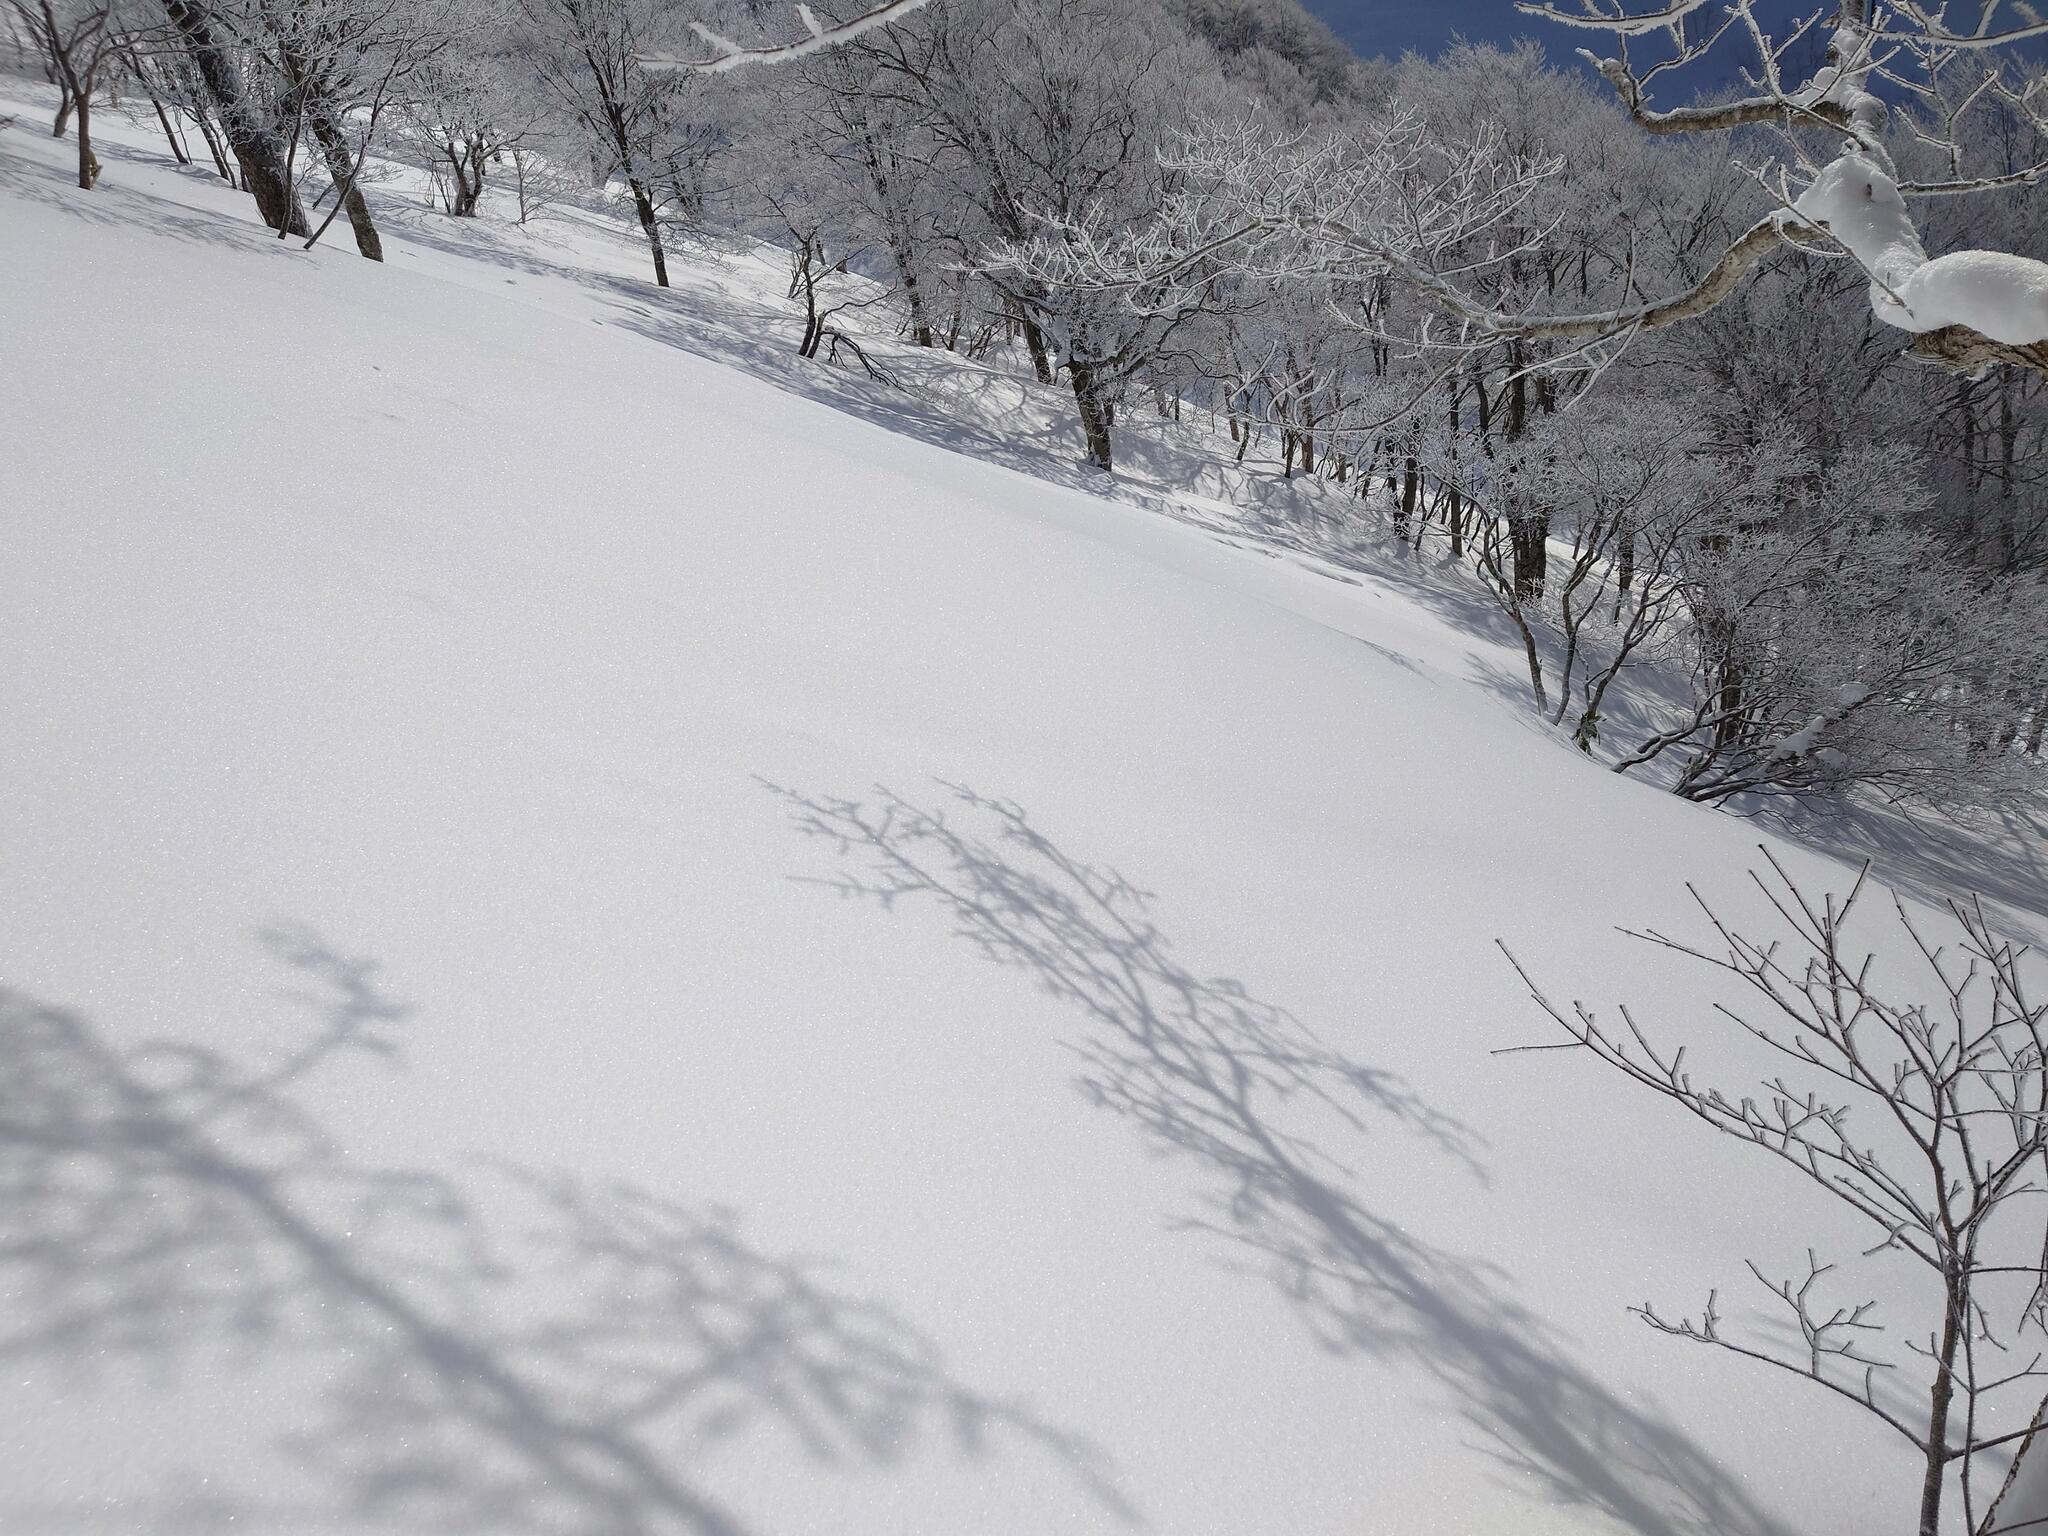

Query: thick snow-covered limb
[
  {"left": 1906, "top": 321, "right": 2048, "bottom": 372},
  {"left": 1774, "top": 19, "right": 2048, "bottom": 361},
  {"left": 1792, "top": 152, "right": 2048, "bottom": 347},
  {"left": 639, "top": 0, "right": 936, "bottom": 73}
]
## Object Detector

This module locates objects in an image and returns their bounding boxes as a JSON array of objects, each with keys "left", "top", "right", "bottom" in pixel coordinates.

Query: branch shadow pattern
[
  {"left": 0, "top": 939, "right": 1127, "bottom": 1535},
  {"left": 773, "top": 780, "right": 1794, "bottom": 1536},
  {"left": 0, "top": 132, "right": 309, "bottom": 256},
  {"left": 1770, "top": 793, "right": 2048, "bottom": 947}
]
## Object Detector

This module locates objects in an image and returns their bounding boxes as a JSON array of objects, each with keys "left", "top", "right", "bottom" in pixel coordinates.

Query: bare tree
[
  {"left": 401, "top": 47, "right": 542, "bottom": 218},
  {"left": 9, "top": 0, "right": 137, "bottom": 188},
  {"left": 513, "top": 0, "right": 687, "bottom": 284},
  {"left": 1505, "top": 859, "right": 2048, "bottom": 1536}
]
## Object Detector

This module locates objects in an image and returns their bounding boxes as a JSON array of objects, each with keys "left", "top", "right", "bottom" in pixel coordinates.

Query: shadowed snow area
[{"left": 4, "top": 87, "right": 2043, "bottom": 1536}]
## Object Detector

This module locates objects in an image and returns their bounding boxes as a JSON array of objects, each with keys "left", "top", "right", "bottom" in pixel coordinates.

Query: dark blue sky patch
[{"left": 1301, "top": 0, "right": 1844, "bottom": 95}]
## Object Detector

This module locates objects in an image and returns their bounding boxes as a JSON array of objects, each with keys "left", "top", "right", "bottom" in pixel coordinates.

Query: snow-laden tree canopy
[
  {"left": 994, "top": 0, "right": 2048, "bottom": 380},
  {"left": 1519, "top": 0, "right": 2048, "bottom": 373}
]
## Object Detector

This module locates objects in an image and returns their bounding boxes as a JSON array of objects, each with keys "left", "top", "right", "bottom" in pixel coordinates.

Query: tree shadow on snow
[
  {"left": 1768, "top": 792, "right": 2048, "bottom": 947},
  {"left": 0, "top": 130, "right": 309, "bottom": 259},
  {"left": 0, "top": 934, "right": 1128, "bottom": 1534},
  {"left": 770, "top": 779, "right": 1794, "bottom": 1536}
]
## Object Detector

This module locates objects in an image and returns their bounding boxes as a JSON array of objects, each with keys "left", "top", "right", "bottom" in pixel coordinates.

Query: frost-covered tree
[
  {"left": 511, "top": 0, "right": 693, "bottom": 283},
  {"left": 726, "top": 63, "right": 898, "bottom": 364},
  {"left": 158, "top": 0, "right": 311, "bottom": 233},
  {"left": 401, "top": 46, "right": 542, "bottom": 217},
  {"left": 898, "top": 0, "right": 1242, "bottom": 468},
  {"left": 231, "top": 0, "right": 469, "bottom": 258},
  {"left": 1021, "top": 5, "right": 2048, "bottom": 387},
  {"left": 1622, "top": 476, "right": 2046, "bottom": 805},
  {"left": 1162, "top": 0, "right": 1363, "bottom": 107},
  {"left": 767, "top": 26, "right": 952, "bottom": 347}
]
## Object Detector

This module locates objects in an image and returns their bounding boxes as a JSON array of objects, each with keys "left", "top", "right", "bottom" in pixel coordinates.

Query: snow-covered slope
[{"left": 3, "top": 91, "right": 2039, "bottom": 1536}]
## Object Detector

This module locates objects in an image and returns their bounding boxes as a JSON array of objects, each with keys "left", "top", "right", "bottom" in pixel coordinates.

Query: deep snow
[{"left": 3, "top": 85, "right": 2045, "bottom": 1536}]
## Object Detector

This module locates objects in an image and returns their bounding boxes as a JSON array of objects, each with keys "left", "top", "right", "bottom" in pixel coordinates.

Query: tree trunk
[
  {"left": 1507, "top": 341, "right": 1528, "bottom": 442},
  {"left": 44, "top": 31, "right": 99, "bottom": 191},
  {"left": 310, "top": 109, "right": 381, "bottom": 260},
  {"left": 134, "top": 57, "right": 190, "bottom": 162},
  {"left": 628, "top": 177, "right": 668, "bottom": 287},
  {"left": 72, "top": 91, "right": 98, "bottom": 188},
  {"left": 1019, "top": 307, "right": 1055, "bottom": 385},
  {"left": 1998, "top": 380, "right": 2019, "bottom": 571},
  {"left": 144, "top": 77, "right": 189, "bottom": 163},
  {"left": 511, "top": 149, "right": 532, "bottom": 223},
  {"left": 447, "top": 147, "right": 482, "bottom": 216},
  {"left": 1070, "top": 362, "right": 1114, "bottom": 472},
  {"left": 190, "top": 100, "right": 233, "bottom": 182},
  {"left": 1611, "top": 516, "right": 1637, "bottom": 623},
  {"left": 1517, "top": 614, "right": 1547, "bottom": 711},
  {"left": 163, "top": 0, "right": 309, "bottom": 235},
  {"left": 1701, "top": 610, "right": 1747, "bottom": 767},
  {"left": 1918, "top": 1280, "right": 1963, "bottom": 1536},
  {"left": 1511, "top": 511, "right": 1550, "bottom": 601},
  {"left": 796, "top": 245, "right": 823, "bottom": 358},
  {"left": 1575, "top": 666, "right": 1619, "bottom": 752},
  {"left": 1447, "top": 379, "right": 1465, "bottom": 558},
  {"left": 883, "top": 228, "right": 933, "bottom": 347}
]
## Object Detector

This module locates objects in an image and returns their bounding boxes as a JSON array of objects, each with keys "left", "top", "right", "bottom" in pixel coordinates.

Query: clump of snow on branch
[{"left": 1773, "top": 21, "right": 2048, "bottom": 347}]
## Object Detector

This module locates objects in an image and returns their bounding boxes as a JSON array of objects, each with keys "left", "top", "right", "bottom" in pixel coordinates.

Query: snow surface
[{"left": 4, "top": 86, "right": 2046, "bottom": 1536}]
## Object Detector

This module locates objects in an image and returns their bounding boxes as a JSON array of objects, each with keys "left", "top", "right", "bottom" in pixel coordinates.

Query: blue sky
[
  {"left": 1301, "top": 0, "right": 1567, "bottom": 66},
  {"left": 1300, "top": 0, "right": 1840, "bottom": 94}
]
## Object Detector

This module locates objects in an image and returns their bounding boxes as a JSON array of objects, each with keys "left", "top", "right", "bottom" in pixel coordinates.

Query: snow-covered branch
[{"left": 639, "top": 0, "right": 936, "bottom": 73}]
